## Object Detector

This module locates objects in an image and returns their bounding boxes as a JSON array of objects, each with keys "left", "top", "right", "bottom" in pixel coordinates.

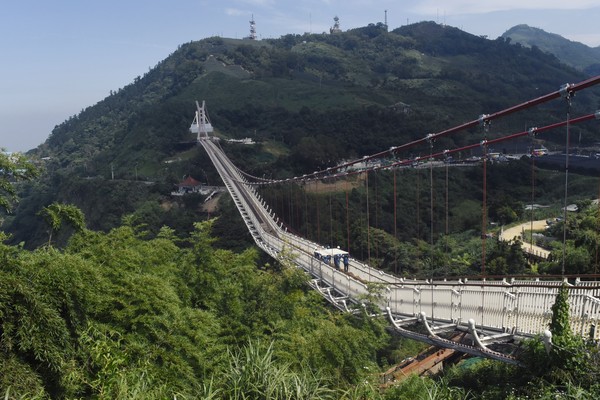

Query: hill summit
[{"left": 502, "top": 24, "right": 600, "bottom": 75}]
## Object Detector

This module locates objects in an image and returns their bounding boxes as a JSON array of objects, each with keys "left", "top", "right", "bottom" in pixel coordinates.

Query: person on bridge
[
  {"left": 343, "top": 254, "right": 349, "bottom": 272},
  {"left": 333, "top": 254, "right": 341, "bottom": 270}
]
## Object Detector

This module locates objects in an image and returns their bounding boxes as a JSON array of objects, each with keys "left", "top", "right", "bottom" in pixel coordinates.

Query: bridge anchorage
[{"left": 193, "top": 76, "right": 600, "bottom": 366}]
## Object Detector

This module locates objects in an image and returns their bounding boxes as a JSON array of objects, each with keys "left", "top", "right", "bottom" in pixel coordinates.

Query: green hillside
[
  {"left": 5, "top": 21, "right": 600, "bottom": 247},
  {"left": 502, "top": 24, "right": 600, "bottom": 75}
]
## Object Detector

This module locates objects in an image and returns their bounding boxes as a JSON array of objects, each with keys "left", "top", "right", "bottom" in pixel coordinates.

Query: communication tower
[
  {"left": 384, "top": 10, "right": 388, "bottom": 31},
  {"left": 330, "top": 16, "right": 341, "bottom": 34},
  {"left": 249, "top": 14, "right": 257, "bottom": 40}
]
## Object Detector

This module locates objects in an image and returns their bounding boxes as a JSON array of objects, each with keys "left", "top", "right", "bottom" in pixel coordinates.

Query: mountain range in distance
[{"left": 501, "top": 24, "right": 600, "bottom": 76}]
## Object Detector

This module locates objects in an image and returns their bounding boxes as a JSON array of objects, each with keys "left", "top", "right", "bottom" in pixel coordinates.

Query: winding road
[{"left": 499, "top": 220, "right": 550, "bottom": 259}]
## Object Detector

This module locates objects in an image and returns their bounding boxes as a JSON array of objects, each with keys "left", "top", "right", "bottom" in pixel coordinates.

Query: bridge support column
[
  {"left": 419, "top": 312, "right": 438, "bottom": 337},
  {"left": 468, "top": 319, "right": 487, "bottom": 350},
  {"left": 542, "top": 330, "right": 552, "bottom": 354}
]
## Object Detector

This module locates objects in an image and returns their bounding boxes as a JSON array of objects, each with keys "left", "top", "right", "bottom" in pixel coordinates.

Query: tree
[
  {"left": 549, "top": 283, "right": 572, "bottom": 339},
  {"left": 38, "top": 202, "right": 86, "bottom": 246},
  {"left": 0, "top": 150, "right": 37, "bottom": 213}
]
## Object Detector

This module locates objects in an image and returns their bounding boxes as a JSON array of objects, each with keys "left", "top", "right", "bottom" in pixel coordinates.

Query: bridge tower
[{"left": 190, "top": 100, "right": 214, "bottom": 141}]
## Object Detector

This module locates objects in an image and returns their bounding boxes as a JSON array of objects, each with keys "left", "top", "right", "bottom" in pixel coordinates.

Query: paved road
[{"left": 499, "top": 220, "right": 550, "bottom": 259}]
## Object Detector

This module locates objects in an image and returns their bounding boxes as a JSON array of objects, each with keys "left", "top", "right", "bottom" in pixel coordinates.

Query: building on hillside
[
  {"left": 389, "top": 101, "right": 412, "bottom": 114},
  {"left": 171, "top": 176, "right": 227, "bottom": 197},
  {"left": 172, "top": 175, "right": 204, "bottom": 196}
]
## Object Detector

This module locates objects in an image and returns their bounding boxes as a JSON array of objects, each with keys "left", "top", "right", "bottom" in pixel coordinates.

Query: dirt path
[{"left": 499, "top": 219, "right": 550, "bottom": 259}]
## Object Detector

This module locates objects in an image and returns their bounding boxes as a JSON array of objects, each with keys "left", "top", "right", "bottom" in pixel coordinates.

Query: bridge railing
[
  {"left": 569, "top": 289, "right": 600, "bottom": 338},
  {"left": 250, "top": 201, "right": 600, "bottom": 340}
]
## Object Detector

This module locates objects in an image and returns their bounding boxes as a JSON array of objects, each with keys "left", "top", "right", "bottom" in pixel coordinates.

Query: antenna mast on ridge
[
  {"left": 330, "top": 16, "right": 341, "bottom": 34},
  {"left": 384, "top": 10, "right": 388, "bottom": 31},
  {"left": 249, "top": 14, "right": 257, "bottom": 40}
]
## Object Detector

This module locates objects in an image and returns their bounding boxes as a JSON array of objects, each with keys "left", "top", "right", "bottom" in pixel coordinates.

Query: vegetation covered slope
[
  {"left": 3, "top": 213, "right": 600, "bottom": 398},
  {"left": 7, "top": 21, "right": 599, "bottom": 248},
  {"left": 0, "top": 220, "right": 390, "bottom": 398},
  {"left": 502, "top": 24, "right": 600, "bottom": 75}
]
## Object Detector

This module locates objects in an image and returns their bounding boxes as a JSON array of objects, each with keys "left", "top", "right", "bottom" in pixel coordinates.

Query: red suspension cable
[
  {"left": 366, "top": 171, "right": 371, "bottom": 272},
  {"left": 346, "top": 180, "right": 350, "bottom": 253},
  {"left": 394, "top": 168, "right": 398, "bottom": 274},
  {"left": 240, "top": 76, "right": 600, "bottom": 186}
]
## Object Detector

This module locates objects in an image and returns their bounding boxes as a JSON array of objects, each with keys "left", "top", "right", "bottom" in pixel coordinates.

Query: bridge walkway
[{"left": 199, "top": 138, "right": 600, "bottom": 366}]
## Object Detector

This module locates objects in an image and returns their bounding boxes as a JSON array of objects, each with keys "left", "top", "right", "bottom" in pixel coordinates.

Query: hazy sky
[{"left": 1, "top": 0, "right": 599, "bottom": 152}]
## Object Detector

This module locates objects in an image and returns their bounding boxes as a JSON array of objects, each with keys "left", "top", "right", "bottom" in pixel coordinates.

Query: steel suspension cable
[
  {"left": 445, "top": 156, "right": 449, "bottom": 272},
  {"left": 296, "top": 185, "right": 301, "bottom": 233},
  {"left": 238, "top": 77, "right": 600, "bottom": 187},
  {"left": 394, "top": 168, "right": 398, "bottom": 274},
  {"left": 366, "top": 170, "right": 371, "bottom": 278},
  {"left": 346, "top": 179, "right": 350, "bottom": 253},
  {"left": 386, "top": 113, "right": 599, "bottom": 172},
  {"left": 429, "top": 138, "right": 435, "bottom": 321},
  {"left": 597, "top": 181, "right": 600, "bottom": 275},
  {"left": 304, "top": 184, "right": 309, "bottom": 239},
  {"left": 481, "top": 120, "right": 490, "bottom": 277},
  {"left": 417, "top": 169, "right": 421, "bottom": 241},
  {"left": 316, "top": 184, "right": 321, "bottom": 243},
  {"left": 530, "top": 134, "right": 536, "bottom": 256},
  {"left": 329, "top": 189, "right": 333, "bottom": 246},
  {"left": 375, "top": 171, "right": 379, "bottom": 263},
  {"left": 482, "top": 151, "right": 487, "bottom": 276},
  {"left": 289, "top": 182, "right": 293, "bottom": 230},
  {"left": 228, "top": 110, "right": 599, "bottom": 190},
  {"left": 562, "top": 89, "right": 573, "bottom": 277}
]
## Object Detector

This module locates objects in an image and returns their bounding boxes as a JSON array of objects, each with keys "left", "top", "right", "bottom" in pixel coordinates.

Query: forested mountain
[
  {"left": 502, "top": 24, "right": 600, "bottom": 75},
  {"left": 6, "top": 21, "right": 599, "bottom": 248}
]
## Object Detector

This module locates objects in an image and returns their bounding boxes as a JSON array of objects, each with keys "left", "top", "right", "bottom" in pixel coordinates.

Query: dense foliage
[
  {"left": 0, "top": 219, "right": 395, "bottom": 398},
  {"left": 538, "top": 202, "right": 600, "bottom": 275},
  {"left": 0, "top": 150, "right": 38, "bottom": 214},
  {"left": 3, "top": 215, "right": 600, "bottom": 398}
]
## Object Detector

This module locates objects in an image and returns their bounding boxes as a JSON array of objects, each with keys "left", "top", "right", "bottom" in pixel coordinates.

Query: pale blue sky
[{"left": 1, "top": 0, "right": 599, "bottom": 152}]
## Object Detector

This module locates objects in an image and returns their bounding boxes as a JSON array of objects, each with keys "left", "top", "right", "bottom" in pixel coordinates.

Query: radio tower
[
  {"left": 384, "top": 10, "right": 388, "bottom": 31},
  {"left": 249, "top": 14, "right": 257, "bottom": 40},
  {"left": 330, "top": 16, "right": 341, "bottom": 34}
]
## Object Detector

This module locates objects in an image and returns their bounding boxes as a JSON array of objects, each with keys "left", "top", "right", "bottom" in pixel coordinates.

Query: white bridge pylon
[{"left": 190, "top": 100, "right": 214, "bottom": 141}]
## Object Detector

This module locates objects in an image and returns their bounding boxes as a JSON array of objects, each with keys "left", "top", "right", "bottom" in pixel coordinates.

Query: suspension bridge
[{"left": 194, "top": 77, "right": 600, "bottom": 365}]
